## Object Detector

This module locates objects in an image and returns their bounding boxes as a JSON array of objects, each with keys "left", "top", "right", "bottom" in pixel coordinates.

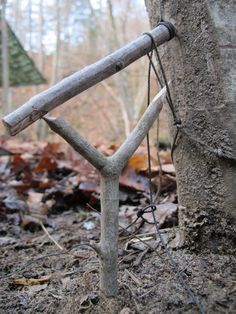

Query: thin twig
[
  {"left": 124, "top": 269, "right": 142, "bottom": 286},
  {"left": 39, "top": 222, "right": 64, "bottom": 251},
  {"left": 121, "top": 282, "right": 141, "bottom": 313}
]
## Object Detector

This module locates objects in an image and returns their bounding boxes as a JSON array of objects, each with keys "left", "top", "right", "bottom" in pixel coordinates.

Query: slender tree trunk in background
[
  {"left": 133, "top": 77, "right": 149, "bottom": 123},
  {"left": 38, "top": 0, "right": 60, "bottom": 139},
  {"left": 101, "top": 81, "right": 130, "bottom": 137},
  {"left": 107, "top": 0, "right": 133, "bottom": 135},
  {"left": 28, "top": 0, "right": 37, "bottom": 137},
  {"left": 13, "top": 0, "right": 19, "bottom": 31},
  {"left": 28, "top": 0, "right": 32, "bottom": 53},
  {"left": 88, "top": 88, "right": 120, "bottom": 139},
  {"left": 87, "top": 0, "right": 100, "bottom": 57},
  {"left": 145, "top": 0, "right": 236, "bottom": 253},
  {"left": 51, "top": 0, "right": 61, "bottom": 85},
  {"left": 1, "top": 0, "right": 11, "bottom": 116},
  {"left": 36, "top": 0, "right": 47, "bottom": 140},
  {"left": 38, "top": 0, "right": 44, "bottom": 72},
  {"left": 120, "top": 0, "right": 131, "bottom": 44},
  {"left": 37, "top": 0, "right": 61, "bottom": 140}
]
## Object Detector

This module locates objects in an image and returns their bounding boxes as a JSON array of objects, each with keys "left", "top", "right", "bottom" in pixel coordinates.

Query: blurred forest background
[{"left": 0, "top": 0, "right": 169, "bottom": 144}]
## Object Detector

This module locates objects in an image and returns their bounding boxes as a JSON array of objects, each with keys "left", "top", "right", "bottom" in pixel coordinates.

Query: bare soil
[{"left": 0, "top": 209, "right": 235, "bottom": 314}]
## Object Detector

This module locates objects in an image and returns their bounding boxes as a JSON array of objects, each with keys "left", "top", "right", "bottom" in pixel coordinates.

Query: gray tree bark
[{"left": 145, "top": 0, "right": 236, "bottom": 253}]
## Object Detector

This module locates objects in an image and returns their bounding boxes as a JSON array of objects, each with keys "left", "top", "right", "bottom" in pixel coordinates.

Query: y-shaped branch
[
  {"left": 44, "top": 85, "right": 167, "bottom": 298},
  {"left": 43, "top": 116, "right": 107, "bottom": 171}
]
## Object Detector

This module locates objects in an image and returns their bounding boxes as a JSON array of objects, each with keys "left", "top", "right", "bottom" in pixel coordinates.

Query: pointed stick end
[
  {"left": 42, "top": 116, "right": 56, "bottom": 123},
  {"left": 42, "top": 116, "right": 59, "bottom": 133}
]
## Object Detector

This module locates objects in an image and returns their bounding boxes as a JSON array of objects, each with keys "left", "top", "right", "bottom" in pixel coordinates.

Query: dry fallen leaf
[
  {"left": 159, "top": 163, "right": 175, "bottom": 174},
  {"left": 28, "top": 191, "right": 43, "bottom": 204},
  {"left": 128, "top": 154, "right": 149, "bottom": 172},
  {"left": 33, "top": 155, "right": 58, "bottom": 173},
  {"left": 13, "top": 275, "right": 51, "bottom": 285}
]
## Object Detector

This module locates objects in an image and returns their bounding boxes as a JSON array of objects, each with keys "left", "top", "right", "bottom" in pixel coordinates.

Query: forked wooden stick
[{"left": 44, "top": 85, "right": 167, "bottom": 297}]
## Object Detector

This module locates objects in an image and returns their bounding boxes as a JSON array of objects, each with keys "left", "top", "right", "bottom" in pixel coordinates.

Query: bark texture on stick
[
  {"left": 145, "top": 0, "right": 236, "bottom": 253},
  {"left": 100, "top": 175, "right": 119, "bottom": 297},
  {"left": 111, "top": 87, "right": 165, "bottom": 172},
  {"left": 2, "top": 24, "right": 172, "bottom": 135}
]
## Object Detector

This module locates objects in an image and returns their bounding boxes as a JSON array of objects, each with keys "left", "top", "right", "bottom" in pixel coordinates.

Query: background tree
[{"left": 1, "top": 0, "right": 11, "bottom": 115}]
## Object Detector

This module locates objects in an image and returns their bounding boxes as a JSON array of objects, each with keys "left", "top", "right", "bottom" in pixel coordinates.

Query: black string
[
  {"left": 144, "top": 31, "right": 181, "bottom": 163},
  {"left": 180, "top": 127, "right": 236, "bottom": 162},
  {"left": 159, "top": 0, "right": 164, "bottom": 21},
  {"left": 146, "top": 50, "right": 154, "bottom": 204},
  {"left": 144, "top": 32, "right": 181, "bottom": 126}
]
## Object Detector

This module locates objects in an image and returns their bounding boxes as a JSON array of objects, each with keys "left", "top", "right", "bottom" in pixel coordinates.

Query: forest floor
[{"left": 0, "top": 139, "right": 235, "bottom": 314}]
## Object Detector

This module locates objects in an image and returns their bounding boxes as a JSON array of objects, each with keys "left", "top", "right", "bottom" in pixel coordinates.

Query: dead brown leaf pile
[{"left": 0, "top": 138, "right": 177, "bottom": 232}]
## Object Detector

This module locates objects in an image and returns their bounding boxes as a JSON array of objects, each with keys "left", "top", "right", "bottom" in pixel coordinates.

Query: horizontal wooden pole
[{"left": 2, "top": 23, "right": 174, "bottom": 135}]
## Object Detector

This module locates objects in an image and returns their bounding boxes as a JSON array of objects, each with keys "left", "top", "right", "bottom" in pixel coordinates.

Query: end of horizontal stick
[
  {"left": 1, "top": 119, "right": 12, "bottom": 136},
  {"left": 2, "top": 108, "right": 48, "bottom": 136}
]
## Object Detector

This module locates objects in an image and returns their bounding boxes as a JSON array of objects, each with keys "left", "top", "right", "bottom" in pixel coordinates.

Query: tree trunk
[
  {"left": 27, "top": 0, "right": 32, "bottom": 53},
  {"left": 145, "top": 0, "right": 236, "bottom": 253},
  {"left": 107, "top": 0, "right": 133, "bottom": 133},
  {"left": 13, "top": 0, "right": 20, "bottom": 30},
  {"left": 36, "top": 0, "right": 47, "bottom": 140},
  {"left": 1, "top": 0, "right": 11, "bottom": 116},
  {"left": 38, "top": 0, "right": 44, "bottom": 72},
  {"left": 51, "top": 0, "right": 61, "bottom": 84}
]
